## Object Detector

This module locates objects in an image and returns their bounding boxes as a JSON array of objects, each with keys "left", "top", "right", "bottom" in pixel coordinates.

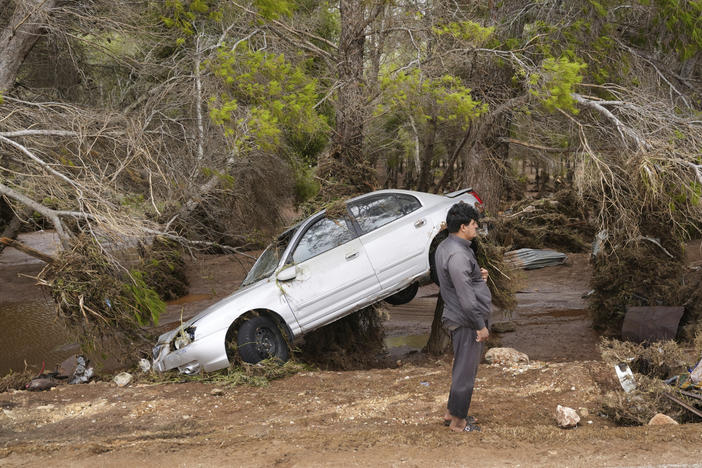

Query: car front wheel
[{"left": 237, "top": 315, "right": 290, "bottom": 364}]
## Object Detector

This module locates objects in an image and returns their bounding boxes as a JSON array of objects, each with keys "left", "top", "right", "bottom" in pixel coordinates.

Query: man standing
[{"left": 435, "top": 202, "right": 491, "bottom": 432}]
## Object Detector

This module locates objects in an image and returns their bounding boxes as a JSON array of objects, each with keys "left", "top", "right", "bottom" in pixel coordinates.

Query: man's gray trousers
[{"left": 447, "top": 326, "right": 483, "bottom": 419}]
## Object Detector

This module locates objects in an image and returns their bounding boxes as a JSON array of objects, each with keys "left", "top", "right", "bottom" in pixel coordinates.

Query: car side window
[
  {"left": 349, "top": 194, "right": 421, "bottom": 234},
  {"left": 291, "top": 217, "right": 356, "bottom": 264}
]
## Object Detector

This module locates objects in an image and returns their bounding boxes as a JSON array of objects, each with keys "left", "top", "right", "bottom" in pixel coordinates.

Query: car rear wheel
[
  {"left": 384, "top": 282, "right": 419, "bottom": 305},
  {"left": 237, "top": 316, "right": 290, "bottom": 364}
]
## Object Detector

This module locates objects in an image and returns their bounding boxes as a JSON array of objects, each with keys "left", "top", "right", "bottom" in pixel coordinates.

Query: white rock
[
  {"left": 648, "top": 413, "right": 678, "bottom": 425},
  {"left": 210, "top": 388, "right": 225, "bottom": 396},
  {"left": 556, "top": 405, "right": 580, "bottom": 428},
  {"left": 113, "top": 372, "right": 133, "bottom": 387},
  {"left": 485, "top": 347, "right": 529, "bottom": 365}
]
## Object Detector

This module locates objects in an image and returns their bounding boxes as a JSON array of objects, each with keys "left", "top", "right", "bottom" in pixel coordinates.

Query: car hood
[{"left": 157, "top": 279, "right": 271, "bottom": 344}]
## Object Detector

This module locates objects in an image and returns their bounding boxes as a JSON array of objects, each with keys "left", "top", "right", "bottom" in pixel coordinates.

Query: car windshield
[{"left": 241, "top": 227, "right": 296, "bottom": 287}]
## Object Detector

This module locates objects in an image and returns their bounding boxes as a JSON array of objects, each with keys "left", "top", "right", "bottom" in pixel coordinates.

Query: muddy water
[{"left": 0, "top": 300, "right": 77, "bottom": 375}]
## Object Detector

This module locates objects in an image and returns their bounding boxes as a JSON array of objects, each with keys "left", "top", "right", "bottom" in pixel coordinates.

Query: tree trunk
[
  {"left": 0, "top": 0, "right": 57, "bottom": 91},
  {"left": 424, "top": 295, "right": 451, "bottom": 355},
  {"left": 418, "top": 116, "right": 437, "bottom": 192}
]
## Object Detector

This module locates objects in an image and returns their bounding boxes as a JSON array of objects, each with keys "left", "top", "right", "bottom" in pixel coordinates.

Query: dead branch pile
[
  {"left": 491, "top": 189, "right": 596, "bottom": 253},
  {"left": 589, "top": 238, "right": 690, "bottom": 334},
  {"left": 299, "top": 305, "right": 387, "bottom": 370},
  {"left": 599, "top": 339, "right": 700, "bottom": 425},
  {"left": 37, "top": 234, "right": 164, "bottom": 362},
  {"left": 135, "top": 237, "right": 188, "bottom": 301},
  {"left": 0, "top": 370, "right": 34, "bottom": 393}
]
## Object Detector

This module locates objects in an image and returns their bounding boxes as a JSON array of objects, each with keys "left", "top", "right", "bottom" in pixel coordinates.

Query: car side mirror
[{"left": 276, "top": 266, "right": 297, "bottom": 282}]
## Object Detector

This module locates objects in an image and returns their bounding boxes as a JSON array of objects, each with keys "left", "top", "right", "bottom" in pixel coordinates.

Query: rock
[
  {"left": 578, "top": 407, "right": 589, "bottom": 417},
  {"left": 210, "top": 388, "right": 225, "bottom": 396},
  {"left": 556, "top": 405, "right": 580, "bottom": 428},
  {"left": 113, "top": 372, "right": 133, "bottom": 387},
  {"left": 485, "top": 347, "right": 529, "bottom": 365},
  {"left": 138, "top": 359, "right": 151, "bottom": 373},
  {"left": 648, "top": 413, "right": 678, "bottom": 425},
  {"left": 491, "top": 321, "right": 517, "bottom": 333}
]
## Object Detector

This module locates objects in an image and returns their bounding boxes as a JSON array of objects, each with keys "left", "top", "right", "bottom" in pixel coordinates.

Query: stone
[
  {"left": 578, "top": 407, "right": 589, "bottom": 417},
  {"left": 491, "top": 321, "right": 517, "bottom": 333},
  {"left": 485, "top": 347, "right": 529, "bottom": 365},
  {"left": 210, "top": 388, "right": 225, "bottom": 396},
  {"left": 113, "top": 372, "right": 133, "bottom": 387},
  {"left": 648, "top": 413, "right": 678, "bottom": 425},
  {"left": 556, "top": 405, "right": 580, "bottom": 428}
]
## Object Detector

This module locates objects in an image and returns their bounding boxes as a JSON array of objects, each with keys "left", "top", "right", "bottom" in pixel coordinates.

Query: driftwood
[
  {"left": 663, "top": 393, "right": 702, "bottom": 418},
  {"left": 0, "top": 237, "right": 56, "bottom": 263}
]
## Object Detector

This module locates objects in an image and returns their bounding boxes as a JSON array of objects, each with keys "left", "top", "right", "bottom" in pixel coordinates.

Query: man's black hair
[{"left": 446, "top": 202, "right": 480, "bottom": 233}]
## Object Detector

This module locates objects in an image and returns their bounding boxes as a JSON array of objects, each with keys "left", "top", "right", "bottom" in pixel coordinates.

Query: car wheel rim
[{"left": 255, "top": 327, "right": 276, "bottom": 356}]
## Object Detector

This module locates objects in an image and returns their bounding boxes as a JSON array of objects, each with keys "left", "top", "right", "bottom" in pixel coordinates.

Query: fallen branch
[
  {"left": 663, "top": 392, "right": 702, "bottom": 418},
  {"left": 0, "top": 237, "right": 56, "bottom": 263}
]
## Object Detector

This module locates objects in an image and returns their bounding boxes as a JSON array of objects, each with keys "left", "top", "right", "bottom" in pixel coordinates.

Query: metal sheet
[{"left": 621, "top": 306, "right": 685, "bottom": 342}]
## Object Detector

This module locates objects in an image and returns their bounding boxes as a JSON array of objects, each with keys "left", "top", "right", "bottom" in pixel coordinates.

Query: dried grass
[{"left": 0, "top": 369, "right": 34, "bottom": 393}]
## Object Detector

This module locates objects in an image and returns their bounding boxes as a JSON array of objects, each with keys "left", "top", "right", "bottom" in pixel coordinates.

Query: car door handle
[
  {"left": 414, "top": 218, "right": 426, "bottom": 228},
  {"left": 345, "top": 251, "right": 359, "bottom": 261}
]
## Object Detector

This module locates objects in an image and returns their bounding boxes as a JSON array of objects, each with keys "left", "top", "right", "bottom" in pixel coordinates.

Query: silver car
[{"left": 152, "top": 188, "right": 483, "bottom": 374}]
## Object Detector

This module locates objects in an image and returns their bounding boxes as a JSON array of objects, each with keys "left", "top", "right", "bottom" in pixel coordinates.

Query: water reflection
[{"left": 0, "top": 300, "right": 77, "bottom": 375}]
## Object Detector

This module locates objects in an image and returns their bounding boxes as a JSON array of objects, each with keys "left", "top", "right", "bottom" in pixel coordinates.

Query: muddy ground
[{"left": 2, "top": 247, "right": 702, "bottom": 467}]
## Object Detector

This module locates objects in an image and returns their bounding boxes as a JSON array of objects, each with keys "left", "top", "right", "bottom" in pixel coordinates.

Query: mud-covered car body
[{"left": 152, "top": 188, "right": 483, "bottom": 374}]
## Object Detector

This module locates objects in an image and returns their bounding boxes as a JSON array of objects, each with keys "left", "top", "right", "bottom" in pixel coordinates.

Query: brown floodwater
[{"left": 0, "top": 300, "right": 78, "bottom": 375}]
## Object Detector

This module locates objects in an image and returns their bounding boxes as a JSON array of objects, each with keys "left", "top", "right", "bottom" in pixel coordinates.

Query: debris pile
[
  {"left": 37, "top": 234, "right": 164, "bottom": 361},
  {"left": 504, "top": 248, "right": 567, "bottom": 270},
  {"left": 599, "top": 339, "right": 702, "bottom": 425},
  {"left": 491, "top": 189, "right": 595, "bottom": 253},
  {"left": 299, "top": 304, "right": 386, "bottom": 370}
]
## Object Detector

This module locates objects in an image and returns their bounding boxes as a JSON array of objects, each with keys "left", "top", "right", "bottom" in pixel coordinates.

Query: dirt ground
[{"left": 2, "top": 248, "right": 702, "bottom": 467}]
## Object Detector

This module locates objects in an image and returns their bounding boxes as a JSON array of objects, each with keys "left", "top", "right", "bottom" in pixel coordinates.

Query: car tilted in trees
[{"left": 152, "top": 188, "right": 483, "bottom": 374}]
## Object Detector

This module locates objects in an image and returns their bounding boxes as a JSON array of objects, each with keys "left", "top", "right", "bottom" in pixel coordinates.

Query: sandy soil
[{"left": 2, "top": 248, "right": 702, "bottom": 467}]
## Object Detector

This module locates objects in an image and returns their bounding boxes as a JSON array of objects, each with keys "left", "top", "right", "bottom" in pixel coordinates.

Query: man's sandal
[
  {"left": 462, "top": 422, "right": 481, "bottom": 432},
  {"left": 443, "top": 416, "right": 477, "bottom": 426}
]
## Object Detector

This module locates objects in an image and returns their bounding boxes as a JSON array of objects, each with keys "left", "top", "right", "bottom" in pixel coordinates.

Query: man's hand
[
  {"left": 480, "top": 268, "right": 489, "bottom": 282},
  {"left": 476, "top": 327, "right": 489, "bottom": 342}
]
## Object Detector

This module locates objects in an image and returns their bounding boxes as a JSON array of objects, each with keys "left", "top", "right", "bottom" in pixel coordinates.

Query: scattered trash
[
  {"left": 591, "top": 230, "right": 608, "bottom": 258},
  {"left": 504, "top": 248, "right": 567, "bottom": 270},
  {"left": 621, "top": 306, "right": 685, "bottom": 343},
  {"left": 26, "top": 376, "right": 58, "bottom": 392},
  {"left": 113, "top": 372, "right": 133, "bottom": 387},
  {"left": 67, "top": 356, "right": 93, "bottom": 384},
  {"left": 485, "top": 347, "right": 529, "bottom": 365},
  {"left": 615, "top": 363, "right": 636, "bottom": 393},
  {"left": 419, "top": 381, "right": 430, "bottom": 387},
  {"left": 648, "top": 413, "right": 678, "bottom": 425},
  {"left": 138, "top": 358, "right": 151, "bottom": 373},
  {"left": 691, "top": 359, "right": 702, "bottom": 384},
  {"left": 556, "top": 405, "right": 580, "bottom": 428}
]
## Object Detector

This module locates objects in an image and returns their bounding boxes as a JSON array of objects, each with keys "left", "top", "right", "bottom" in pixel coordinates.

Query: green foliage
[
  {"left": 254, "top": 0, "right": 295, "bottom": 19},
  {"left": 650, "top": 0, "right": 702, "bottom": 60},
  {"left": 433, "top": 21, "right": 494, "bottom": 45},
  {"left": 124, "top": 271, "right": 165, "bottom": 326},
  {"left": 208, "top": 45, "right": 328, "bottom": 154},
  {"left": 293, "top": 164, "right": 320, "bottom": 203},
  {"left": 161, "top": 0, "right": 218, "bottom": 37},
  {"left": 378, "top": 69, "right": 488, "bottom": 132},
  {"left": 529, "top": 57, "right": 586, "bottom": 113}
]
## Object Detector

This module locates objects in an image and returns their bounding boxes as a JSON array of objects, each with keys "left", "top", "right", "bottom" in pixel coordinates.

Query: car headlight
[{"left": 174, "top": 326, "right": 196, "bottom": 350}]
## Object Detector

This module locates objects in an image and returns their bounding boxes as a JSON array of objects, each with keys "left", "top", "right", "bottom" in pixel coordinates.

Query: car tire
[
  {"left": 429, "top": 230, "right": 449, "bottom": 285},
  {"left": 237, "top": 315, "right": 290, "bottom": 364},
  {"left": 384, "top": 282, "right": 419, "bottom": 305}
]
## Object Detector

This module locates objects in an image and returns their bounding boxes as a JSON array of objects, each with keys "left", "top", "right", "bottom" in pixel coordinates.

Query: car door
[
  {"left": 348, "top": 193, "right": 431, "bottom": 290},
  {"left": 280, "top": 215, "right": 381, "bottom": 332}
]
